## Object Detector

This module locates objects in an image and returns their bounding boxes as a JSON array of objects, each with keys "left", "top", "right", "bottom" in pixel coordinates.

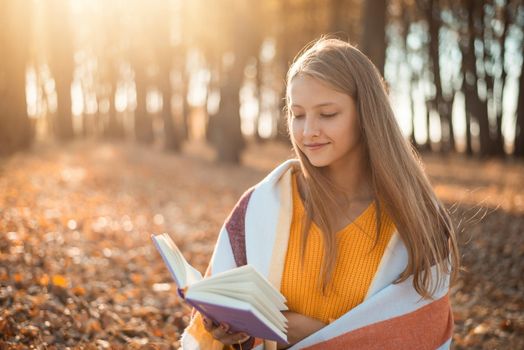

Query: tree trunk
[
  {"left": 207, "top": 1, "right": 263, "bottom": 163},
  {"left": 306, "top": 0, "right": 318, "bottom": 39},
  {"left": 514, "top": 56, "right": 524, "bottom": 157},
  {"left": 154, "top": 2, "right": 182, "bottom": 152},
  {"left": 446, "top": 92, "right": 456, "bottom": 152},
  {"left": 425, "top": 100, "right": 433, "bottom": 151},
  {"left": 462, "top": 0, "right": 491, "bottom": 156},
  {"left": 254, "top": 57, "right": 264, "bottom": 143},
  {"left": 134, "top": 64, "right": 153, "bottom": 144},
  {"left": 179, "top": 0, "right": 190, "bottom": 141},
  {"left": 180, "top": 67, "right": 190, "bottom": 141},
  {"left": 160, "top": 68, "right": 181, "bottom": 151},
  {"left": 464, "top": 98, "right": 473, "bottom": 155},
  {"left": 461, "top": 67, "right": 474, "bottom": 156},
  {"left": 361, "top": 0, "right": 387, "bottom": 76},
  {"left": 0, "top": 0, "right": 33, "bottom": 156},
  {"left": 104, "top": 66, "right": 124, "bottom": 139},
  {"left": 329, "top": 0, "right": 346, "bottom": 34},
  {"left": 425, "top": 0, "right": 456, "bottom": 153},
  {"left": 492, "top": 1, "right": 512, "bottom": 155},
  {"left": 275, "top": 0, "right": 295, "bottom": 144},
  {"left": 400, "top": 2, "right": 419, "bottom": 150},
  {"left": 47, "top": 0, "right": 74, "bottom": 141},
  {"left": 479, "top": 0, "right": 502, "bottom": 156},
  {"left": 409, "top": 80, "right": 418, "bottom": 149},
  {"left": 159, "top": 48, "right": 182, "bottom": 151},
  {"left": 210, "top": 58, "right": 246, "bottom": 163}
]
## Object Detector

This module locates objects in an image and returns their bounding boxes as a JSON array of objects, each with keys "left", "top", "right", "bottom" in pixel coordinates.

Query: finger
[
  {"left": 202, "top": 316, "right": 216, "bottom": 332},
  {"left": 220, "top": 333, "right": 251, "bottom": 346},
  {"left": 210, "top": 322, "right": 230, "bottom": 340}
]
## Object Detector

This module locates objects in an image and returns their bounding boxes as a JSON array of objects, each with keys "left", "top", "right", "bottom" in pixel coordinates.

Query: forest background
[{"left": 0, "top": 0, "right": 523, "bottom": 349}]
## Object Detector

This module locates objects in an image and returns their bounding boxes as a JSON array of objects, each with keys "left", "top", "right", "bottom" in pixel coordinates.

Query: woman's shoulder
[{"left": 256, "top": 158, "right": 300, "bottom": 187}]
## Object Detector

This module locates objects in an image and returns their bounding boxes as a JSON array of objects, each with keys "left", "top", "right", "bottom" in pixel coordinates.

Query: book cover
[{"left": 151, "top": 233, "right": 288, "bottom": 344}]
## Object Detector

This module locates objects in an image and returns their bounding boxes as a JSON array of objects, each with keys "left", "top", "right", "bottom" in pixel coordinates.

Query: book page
[
  {"left": 152, "top": 233, "right": 203, "bottom": 288},
  {"left": 195, "top": 265, "right": 286, "bottom": 307},
  {"left": 160, "top": 233, "right": 202, "bottom": 286},
  {"left": 188, "top": 284, "right": 287, "bottom": 329}
]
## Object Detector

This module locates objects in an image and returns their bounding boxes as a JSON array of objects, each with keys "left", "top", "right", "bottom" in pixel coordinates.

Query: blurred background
[
  {"left": 1, "top": 0, "right": 523, "bottom": 160},
  {"left": 1, "top": 0, "right": 523, "bottom": 349}
]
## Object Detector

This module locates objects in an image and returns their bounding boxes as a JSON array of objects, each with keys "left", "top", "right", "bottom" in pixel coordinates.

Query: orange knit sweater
[{"left": 280, "top": 172, "right": 396, "bottom": 324}]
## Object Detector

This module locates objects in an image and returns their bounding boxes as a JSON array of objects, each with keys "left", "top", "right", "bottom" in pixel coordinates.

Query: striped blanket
[{"left": 180, "top": 160, "right": 453, "bottom": 350}]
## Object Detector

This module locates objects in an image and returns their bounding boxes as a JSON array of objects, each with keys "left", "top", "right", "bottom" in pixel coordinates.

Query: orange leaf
[
  {"left": 86, "top": 319, "right": 102, "bottom": 334},
  {"left": 39, "top": 274, "right": 50, "bottom": 286},
  {"left": 113, "top": 293, "right": 127, "bottom": 303},
  {"left": 130, "top": 273, "right": 142, "bottom": 284},
  {"left": 52, "top": 275, "right": 68, "bottom": 288},
  {"left": 0, "top": 270, "right": 8, "bottom": 282},
  {"left": 72, "top": 286, "right": 86, "bottom": 296}
]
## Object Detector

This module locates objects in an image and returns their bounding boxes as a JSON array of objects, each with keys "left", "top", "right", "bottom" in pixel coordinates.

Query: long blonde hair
[{"left": 285, "top": 37, "right": 460, "bottom": 298}]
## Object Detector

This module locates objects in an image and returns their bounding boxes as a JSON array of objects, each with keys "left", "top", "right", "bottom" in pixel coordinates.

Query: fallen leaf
[{"left": 51, "top": 275, "right": 68, "bottom": 288}]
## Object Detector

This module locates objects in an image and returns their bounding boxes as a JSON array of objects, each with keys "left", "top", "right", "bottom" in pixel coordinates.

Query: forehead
[{"left": 289, "top": 74, "right": 349, "bottom": 108}]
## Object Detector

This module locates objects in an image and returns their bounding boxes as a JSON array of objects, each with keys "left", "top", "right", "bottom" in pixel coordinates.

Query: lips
[{"left": 304, "top": 142, "right": 329, "bottom": 150}]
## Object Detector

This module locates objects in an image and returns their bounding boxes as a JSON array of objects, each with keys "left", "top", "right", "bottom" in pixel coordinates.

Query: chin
[{"left": 305, "top": 157, "right": 331, "bottom": 168}]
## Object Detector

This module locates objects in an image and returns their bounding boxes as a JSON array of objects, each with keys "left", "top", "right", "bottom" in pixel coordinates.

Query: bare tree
[
  {"left": 515, "top": 66, "right": 524, "bottom": 156},
  {"left": 128, "top": 0, "right": 154, "bottom": 144},
  {"left": 153, "top": 1, "right": 183, "bottom": 152},
  {"left": 0, "top": 0, "right": 33, "bottom": 156},
  {"left": 422, "top": 0, "right": 455, "bottom": 152},
  {"left": 100, "top": 6, "right": 125, "bottom": 139},
  {"left": 361, "top": 0, "right": 387, "bottom": 75},
  {"left": 514, "top": 4, "right": 524, "bottom": 157},
  {"left": 46, "top": 0, "right": 75, "bottom": 141},
  {"left": 201, "top": 0, "right": 264, "bottom": 162},
  {"left": 458, "top": 0, "right": 491, "bottom": 156}
]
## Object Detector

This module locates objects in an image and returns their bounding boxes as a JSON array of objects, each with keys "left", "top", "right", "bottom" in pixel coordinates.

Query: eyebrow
[{"left": 291, "top": 102, "right": 336, "bottom": 108}]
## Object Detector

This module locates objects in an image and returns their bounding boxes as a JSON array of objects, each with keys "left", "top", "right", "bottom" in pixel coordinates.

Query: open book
[{"left": 151, "top": 233, "right": 288, "bottom": 344}]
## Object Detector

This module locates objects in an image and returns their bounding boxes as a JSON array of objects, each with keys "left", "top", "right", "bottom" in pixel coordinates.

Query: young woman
[{"left": 180, "top": 37, "right": 460, "bottom": 350}]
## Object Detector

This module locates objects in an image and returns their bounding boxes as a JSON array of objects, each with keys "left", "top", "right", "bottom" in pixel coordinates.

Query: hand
[
  {"left": 277, "top": 311, "right": 326, "bottom": 349},
  {"left": 202, "top": 315, "right": 252, "bottom": 346}
]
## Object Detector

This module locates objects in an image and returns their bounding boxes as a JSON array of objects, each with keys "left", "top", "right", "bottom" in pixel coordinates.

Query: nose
[{"left": 303, "top": 116, "right": 320, "bottom": 138}]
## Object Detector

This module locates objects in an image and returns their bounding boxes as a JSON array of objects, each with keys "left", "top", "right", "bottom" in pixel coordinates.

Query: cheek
[
  {"left": 330, "top": 117, "right": 360, "bottom": 146},
  {"left": 290, "top": 120, "right": 303, "bottom": 141},
  {"left": 348, "top": 118, "right": 361, "bottom": 143}
]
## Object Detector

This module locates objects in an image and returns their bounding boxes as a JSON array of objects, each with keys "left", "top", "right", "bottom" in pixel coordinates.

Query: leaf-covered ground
[{"left": 0, "top": 141, "right": 522, "bottom": 349}]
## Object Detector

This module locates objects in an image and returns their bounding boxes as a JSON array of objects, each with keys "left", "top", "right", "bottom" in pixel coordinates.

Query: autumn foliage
[{"left": 0, "top": 141, "right": 523, "bottom": 349}]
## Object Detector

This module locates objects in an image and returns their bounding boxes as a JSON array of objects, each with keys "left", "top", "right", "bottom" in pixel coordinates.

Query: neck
[{"left": 324, "top": 147, "right": 372, "bottom": 201}]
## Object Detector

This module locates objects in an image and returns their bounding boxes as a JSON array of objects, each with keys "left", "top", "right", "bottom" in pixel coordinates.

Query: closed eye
[
  {"left": 320, "top": 113, "right": 338, "bottom": 118},
  {"left": 292, "top": 114, "right": 305, "bottom": 119}
]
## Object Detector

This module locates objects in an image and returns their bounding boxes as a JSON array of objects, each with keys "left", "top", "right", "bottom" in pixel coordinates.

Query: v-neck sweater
[{"left": 280, "top": 172, "right": 396, "bottom": 324}]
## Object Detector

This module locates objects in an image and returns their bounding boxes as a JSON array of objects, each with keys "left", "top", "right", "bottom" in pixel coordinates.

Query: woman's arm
[
  {"left": 201, "top": 311, "right": 326, "bottom": 349},
  {"left": 277, "top": 311, "right": 327, "bottom": 349}
]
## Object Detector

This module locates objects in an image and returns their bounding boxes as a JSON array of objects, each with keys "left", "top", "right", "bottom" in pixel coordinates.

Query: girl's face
[{"left": 289, "top": 74, "right": 362, "bottom": 169}]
